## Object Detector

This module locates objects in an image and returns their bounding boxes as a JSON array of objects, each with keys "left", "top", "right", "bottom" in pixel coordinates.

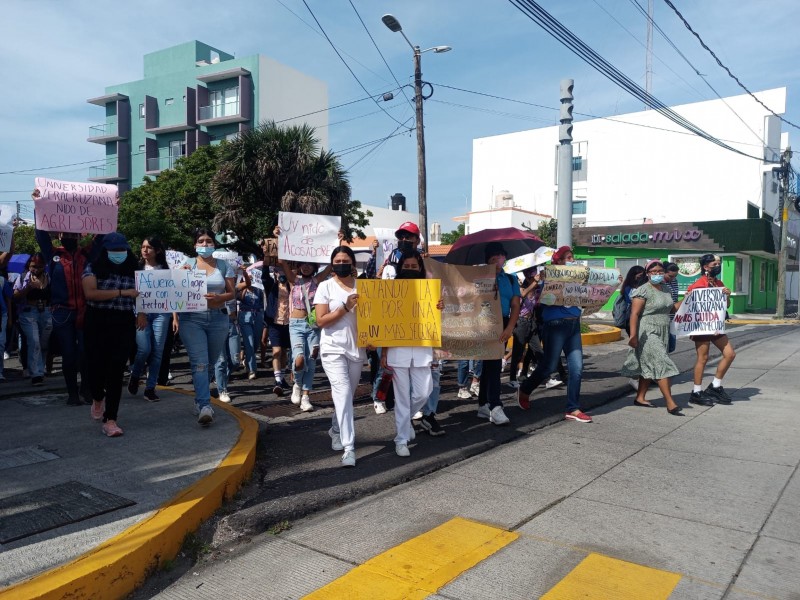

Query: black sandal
[
  {"left": 633, "top": 400, "right": 655, "bottom": 408},
  {"left": 668, "top": 406, "right": 685, "bottom": 416}
]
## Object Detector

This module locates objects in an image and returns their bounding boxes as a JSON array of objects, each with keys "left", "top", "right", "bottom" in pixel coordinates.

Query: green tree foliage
[
  {"left": 210, "top": 121, "right": 370, "bottom": 254},
  {"left": 536, "top": 218, "right": 558, "bottom": 247},
  {"left": 11, "top": 224, "right": 39, "bottom": 255},
  {"left": 117, "top": 145, "right": 222, "bottom": 253},
  {"left": 440, "top": 223, "right": 465, "bottom": 245}
]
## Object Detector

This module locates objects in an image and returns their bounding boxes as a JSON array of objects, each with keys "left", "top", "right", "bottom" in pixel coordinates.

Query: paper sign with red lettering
[
  {"left": 33, "top": 177, "right": 119, "bottom": 234},
  {"left": 278, "top": 211, "right": 341, "bottom": 263},
  {"left": 135, "top": 269, "right": 207, "bottom": 313}
]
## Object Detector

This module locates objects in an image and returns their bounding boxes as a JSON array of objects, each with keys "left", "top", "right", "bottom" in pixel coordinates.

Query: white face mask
[{"left": 565, "top": 261, "right": 578, "bottom": 266}]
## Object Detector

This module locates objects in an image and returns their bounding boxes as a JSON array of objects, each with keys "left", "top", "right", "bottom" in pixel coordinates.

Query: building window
[
  {"left": 586, "top": 259, "right": 606, "bottom": 269},
  {"left": 572, "top": 156, "right": 582, "bottom": 171},
  {"left": 138, "top": 144, "right": 145, "bottom": 152},
  {"left": 759, "top": 262, "right": 766, "bottom": 292},
  {"left": 139, "top": 103, "right": 145, "bottom": 119},
  {"left": 573, "top": 200, "right": 587, "bottom": 215},
  {"left": 616, "top": 258, "right": 647, "bottom": 277},
  {"left": 165, "top": 98, "right": 174, "bottom": 106},
  {"left": 734, "top": 257, "right": 743, "bottom": 293},
  {"left": 183, "top": 95, "right": 187, "bottom": 102}
]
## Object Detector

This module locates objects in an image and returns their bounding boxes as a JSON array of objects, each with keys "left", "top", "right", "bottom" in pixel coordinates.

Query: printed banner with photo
[
  {"left": 33, "top": 177, "right": 119, "bottom": 234},
  {"left": 672, "top": 255, "right": 706, "bottom": 292},
  {"left": 135, "top": 269, "right": 207, "bottom": 313},
  {"left": 247, "top": 262, "right": 264, "bottom": 290},
  {"left": 424, "top": 260, "right": 505, "bottom": 360},
  {"left": 374, "top": 227, "right": 397, "bottom": 270},
  {"left": 538, "top": 265, "right": 621, "bottom": 315},
  {"left": 356, "top": 279, "right": 441, "bottom": 348},
  {"left": 670, "top": 287, "right": 726, "bottom": 338},
  {"left": 278, "top": 211, "right": 341, "bottom": 263}
]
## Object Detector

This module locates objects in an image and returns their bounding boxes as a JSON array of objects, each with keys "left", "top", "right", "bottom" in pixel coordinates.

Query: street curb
[
  {"left": 581, "top": 325, "right": 622, "bottom": 345},
  {"left": 727, "top": 319, "right": 799, "bottom": 325},
  {"left": 0, "top": 396, "right": 258, "bottom": 600}
]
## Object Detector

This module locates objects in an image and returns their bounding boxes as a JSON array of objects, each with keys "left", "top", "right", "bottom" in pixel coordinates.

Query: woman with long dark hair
[
  {"left": 81, "top": 233, "right": 139, "bottom": 437},
  {"left": 13, "top": 253, "right": 52, "bottom": 386},
  {"left": 128, "top": 236, "right": 177, "bottom": 402}
]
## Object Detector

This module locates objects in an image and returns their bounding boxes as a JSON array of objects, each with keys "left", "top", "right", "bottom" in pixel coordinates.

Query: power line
[
  {"left": 660, "top": 0, "right": 800, "bottom": 132},
  {"left": 507, "top": 0, "right": 773, "bottom": 163},
  {"left": 430, "top": 99, "right": 555, "bottom": 124},
  {"left": 300, "top": 0, "right": 410, "bottom": 130},
  {"left": 337, "top": 121, "right": 414, "bottom": 156}
]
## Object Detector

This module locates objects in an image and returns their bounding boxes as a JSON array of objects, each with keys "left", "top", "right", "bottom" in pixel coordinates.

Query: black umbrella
[{"left": 444, "top": 227, "right": 545, "bottom": 265}]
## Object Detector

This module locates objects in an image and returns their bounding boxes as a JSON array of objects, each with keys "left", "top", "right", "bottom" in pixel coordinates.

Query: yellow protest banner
[{"left": 356, "top": 279, "right": 441, "bottom": 347}]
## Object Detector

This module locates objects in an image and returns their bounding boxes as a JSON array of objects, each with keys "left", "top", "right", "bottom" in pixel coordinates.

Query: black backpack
[{"left": 612, "top": 294, "right": 630, "bottom": 328}]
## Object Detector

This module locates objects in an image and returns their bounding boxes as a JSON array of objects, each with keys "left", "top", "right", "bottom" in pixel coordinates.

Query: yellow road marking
[
  {"left": 542, "top": 553, "right": 681, "bottom": 600},
  {"left": 303, "top": 517, "right": 518, "bottom": 599}
]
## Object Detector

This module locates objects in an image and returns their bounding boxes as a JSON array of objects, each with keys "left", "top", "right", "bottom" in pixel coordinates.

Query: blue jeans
[
  {"left": 289, "top": 318, "right": 319, "bottom": 392},
  {"left": 520, "top": 318, "right": 583, "bottom": 413},
  {"left": 179, "top": 309, "right": 229, "bottom": 407},
  {"left": 0, "top": 313, "right": 7, "bottom": 377},
  {"left": 457, "top": 360, "right": 483, "bottom": 387},
  {"left": 131, "top": 313, "right": 169, "bottom": 390},
  {"left": 239, "top": 310, "right": 265, "bottom": 374},
  {"left": 424, "top": 362, "right": 441, "bottom": 415},
  {"left": 214, "top": 318, "right": 240, "bottom": 392},
  {"left": 18, "top": 308, "right": 52, "bottom": 378},
  {"left": 227, "top": 317, "right": 241, "bottom": 369},
  {"left": 51, "top": 307, "right": 88, "bottom": 397}
]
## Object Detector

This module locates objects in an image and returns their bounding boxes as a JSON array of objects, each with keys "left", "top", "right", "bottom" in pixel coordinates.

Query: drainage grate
[
  {"left": 0, "top": 481, "right": 136, "bottom": 543},
  {"left": 0, "top": 446, "right": 60, "bottom": 471}
]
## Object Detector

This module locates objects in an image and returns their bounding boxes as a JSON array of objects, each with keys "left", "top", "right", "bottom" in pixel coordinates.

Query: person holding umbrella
[{"left": 517, "top": 246, "right": 593, "bottom": 423}]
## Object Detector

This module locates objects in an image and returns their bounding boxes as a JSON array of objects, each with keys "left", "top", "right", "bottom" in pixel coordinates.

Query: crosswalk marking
[
  {"left": 541, "top": 553, "right": 682, "bottom": 599},
  {"left": 302, "top": 517, "right": 519, "bottom": 599}
]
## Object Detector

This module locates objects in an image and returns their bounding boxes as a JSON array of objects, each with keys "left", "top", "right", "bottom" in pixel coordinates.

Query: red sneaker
[
  {"left": 90, "top": 400, "right": 105, "bottom": 421},
  {"left": 517, "top": 389, "right": 531, "bottom": 410},
  {"left": 102, "top": 421, "right": 124, "bottom": 437},
  {"left": 564, "top": 411, "right": 593, "bottom": 423}
]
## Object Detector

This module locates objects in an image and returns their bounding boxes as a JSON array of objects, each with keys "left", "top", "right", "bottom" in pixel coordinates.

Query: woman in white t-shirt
[{"left": 314, "top": 246, "right": 364, "bottom": 468}]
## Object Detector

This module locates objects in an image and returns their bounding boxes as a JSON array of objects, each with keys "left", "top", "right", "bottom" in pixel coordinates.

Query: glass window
[
  {"left": 138, "top": 103, "right": 145, "bottom": 119},
  {"left": 734, "top": 258, "right": 743, "bottom": 293},
  {"left": 572, "top": 156, "right": 582, "bottom": 171},
  {"left": 616, "top": 258, "right": 647, "bottom": 278},
  {"left": 165, "top": 98, "right": 174, "bottom": 106},
  {"left": 585, "top": 259, "right": 606, "bottom": 268},
  {"left": 573, "top": 200, "right": 587, "bottom": 215},
  {"left": 138, "top": 144, "right": 145, "bottom": 152},
  {"left": 759, "top": 262, "right": 766, "bottom": 292}
]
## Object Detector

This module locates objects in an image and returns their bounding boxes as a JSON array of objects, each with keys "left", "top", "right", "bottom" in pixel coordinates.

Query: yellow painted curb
[
  {"left": 0, "top": 398, "right": 258, "bottom": 600},
  {"left": 581, "top": 325, "right": 622, "bottom": 345}
]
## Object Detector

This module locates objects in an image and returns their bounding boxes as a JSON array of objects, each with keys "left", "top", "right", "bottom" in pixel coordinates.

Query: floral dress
[{"left": 620, "top": 283, "right": 679, "bottom": 380}]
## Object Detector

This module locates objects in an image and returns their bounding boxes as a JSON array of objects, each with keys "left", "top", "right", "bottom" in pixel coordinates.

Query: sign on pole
[
  {"left": 277, "top": 211, "right": 340, "bottom": 263},
  {"left": 33, "top": 177, "right": 118, "bottom": 234},
  {"left": 538, "top": 264, "right": 621, "bottom": 315},
  {"left": 135, "top": 269, "right": 207, "bottom": 313},
  {"left": 671, "top": 287, "right": 727, "bottom": 338}
]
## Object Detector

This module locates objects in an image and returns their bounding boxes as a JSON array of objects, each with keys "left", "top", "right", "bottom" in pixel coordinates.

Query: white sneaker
[
  {"left": 328, "top": 428, "right": 344, "bottom": 451},
  {"left": 476, "top": 403, "right": 491, "bottom": 419},
  {"left": 489, "top": 405, "right": 510, "bottom": 425},
  {"left": 374, "top": 401, "right": 387, "bottom": 415},
  {"left": 457, "top": 387, "right": 472, "bottom": 399},
  {"left": 168, "top": 371, "right": 174, "bottom": 381},
  {"left": 300, "top": 395, "right": 314, "bottom": 412},
  {"left": 545, "top": 378, "right": 564, "bottom": 389},
  {"left": 628, "top": 379, "right": 639, "bottom": 392},
  {"left": 3, "top": 352, "right": 9, "bottom": 360},
  {"left": 248, "top": 372, "right": 256, "bottom": 380},
  {"left": 218, "top": 391, "right": 231, "bottom": 403},
  {"left": 291, "top": 383, "right": 302, "bottom": 405},
  {"left": 412, "top": 410, "right": 424, "bottom": 420},
  {"left": 395, "top": 443, "right": 410, "bottom": 457},
  {"left": 508, "top": 380, "right": 520, "bottom": 389},
  {"left": 198, "top": 405, "right": 214, "bottom": 426},
  {"left": 341, "top": 449, "right": 356, "bottom": 467},
  {"left": 501, "top": 358, "right": 508, "bottom": 371},
  {"left": 470, "top": 382, "right": 480, "bottom": 396}
]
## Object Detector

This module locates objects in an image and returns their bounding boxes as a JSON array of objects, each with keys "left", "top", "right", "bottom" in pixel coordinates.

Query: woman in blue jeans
[
  {"left": 129, "top": 236, "right": 176, "bottom": 401},
  {"left": 13, "top": 253, "right": 52, "bottom": 386},
  {"left": 178, "top": 228, "right": 235, "bottom": 426},
  {"left": 237, "top": 266, "right": 265, "bottom": 381}
]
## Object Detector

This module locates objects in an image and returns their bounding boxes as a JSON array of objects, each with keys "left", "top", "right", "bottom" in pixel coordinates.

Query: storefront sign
[{"left": 591, "top": 229, "right": 703, "bottom": 245}]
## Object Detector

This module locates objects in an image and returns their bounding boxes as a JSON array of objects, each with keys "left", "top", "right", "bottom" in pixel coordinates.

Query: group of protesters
[{"left": 7, "top": 191, "right": 737, "bottom": 466}]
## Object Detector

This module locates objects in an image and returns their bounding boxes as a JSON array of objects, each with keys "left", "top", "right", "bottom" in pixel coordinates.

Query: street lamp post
[{"left": 382, "top": 14, "right": 450, "bottom": 253}]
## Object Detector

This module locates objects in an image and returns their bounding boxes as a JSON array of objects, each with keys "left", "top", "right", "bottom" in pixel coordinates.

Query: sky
[{"left": 2, "top": 0, "right": 800, "bottom": 235}]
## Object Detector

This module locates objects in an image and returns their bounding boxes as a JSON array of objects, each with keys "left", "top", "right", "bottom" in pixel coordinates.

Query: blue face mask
[
  {"left": 196, "top": 246, "right": 215, "bottom": 258},
  {"left": 107, "top": 251, "right": 127, "bottom": 264},
  {"left": 649, "top": 274, "right": 665, "bottom": 284}
]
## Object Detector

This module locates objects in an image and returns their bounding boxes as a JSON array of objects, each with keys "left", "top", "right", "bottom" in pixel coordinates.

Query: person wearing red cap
[{"left": 517, "top": 246, "right": 593, "bottom": 423}]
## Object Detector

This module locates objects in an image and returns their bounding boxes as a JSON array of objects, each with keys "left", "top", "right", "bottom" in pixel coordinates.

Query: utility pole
[
  {"left": 775, "top": 147, "right": 792, "bottom": 319},
  {"left": 645, "top": 0, "right": 654, "bottom": 107},
  {"left": 556, "top": 79, "right": 574, "bottom": 248},
  {"left": 413, "top": 47, "right": 428, "bottom": 253}
]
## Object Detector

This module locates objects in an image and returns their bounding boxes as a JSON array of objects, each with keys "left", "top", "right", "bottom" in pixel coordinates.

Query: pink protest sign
[{"left": 33, "top": 177, "right": 119, "bottom": 234}]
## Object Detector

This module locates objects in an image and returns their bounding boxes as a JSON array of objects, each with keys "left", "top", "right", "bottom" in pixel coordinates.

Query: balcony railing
[
  {"left": 88, "top": 164, "right": 118, "bottom": 180},
  {"left": 88, "top": 118, "right": 119, "bottom": 140},
  {"left": 147, "top": 155, "right": 185, "bottom": 173},
  {"left": 198, "top": 100, "right": 240, "bottom": 121}
]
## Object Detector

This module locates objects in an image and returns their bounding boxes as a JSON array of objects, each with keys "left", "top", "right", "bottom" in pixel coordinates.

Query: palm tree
[{"left": 210, "top": 121, "right": 368, "bottom": 253}]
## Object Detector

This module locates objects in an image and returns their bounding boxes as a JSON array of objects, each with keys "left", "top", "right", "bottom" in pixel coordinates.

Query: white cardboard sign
[
  {"left": 135, "top": 269, "right": 207, "bottom": 313},
  {"left": 278, "top": 211, "right": 341, "bottom": 263}
]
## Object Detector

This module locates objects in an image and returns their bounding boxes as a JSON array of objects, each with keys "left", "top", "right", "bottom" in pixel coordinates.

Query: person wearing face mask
[
  {"left": 517, "top": 246, "right": 593, "bottom": 423},
  {"left": 13, "top": 253, "right": 53, "bottom": 386},
  {"left": 265, "top": 266, "right": 292, "bottom": 396},
  {"left": 178, "top": 228, "right": 236, "bottom": 426},
  {"left": 662, "top": 262, "right": 680, "bottom": 354},
  {"left": 314, "top": 246, "right": 365, "bottom": 467},
  {"left": 81, "top": 233, "right": 139, "bottom": 437},
  {"left": 685, "top": 253, "right": 736, "bottom": 406},
  {"left": 33, "top": 188, "right": 107, "bottom": 405},
  {"left": 620, "top": 260, "right": 684, "bottom": 416},
  {"left": 475, "top": 241, "right": 520, "bottom": 426},
  {"left": 621, "top": 265, "right": 647, "bottom": 337}
]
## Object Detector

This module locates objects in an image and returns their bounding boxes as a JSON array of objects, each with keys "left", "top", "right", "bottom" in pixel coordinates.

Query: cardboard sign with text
[
  {"left": 539, "top": 265, "right": 621, "bottom": 315},
  {"left": 670, "top": 287, "right": 726, "bottom": 338},
  {"left": 356, "top": 279, "right": 441, "bottom": 347},
  {"left": 278, "top": 212, "right": 341, "bottom": 263},
  {"left": 34, "top": 177, "right": 118, "bottom": 234},
  {"left": 135, "top": 269, "right": 207, "bottom": 313},
  {"left": 374, "top": 227, "right": 397, "bottom": 269},
  {"left": 165, "top": 250, "right": 188, "bottom": 269},
  {"left": 424, "top": 260, "right": 505, "bottom": 360},
  {"left": 262, "top": 238, "right": 279, "bottom": 267},
  {"left": 247, "top": 263, "right": 264, "bottom": 290}
]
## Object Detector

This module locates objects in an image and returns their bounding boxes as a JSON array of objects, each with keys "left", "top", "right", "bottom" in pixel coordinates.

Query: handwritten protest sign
[
  {"left": 0, "top": 205, "right": 14, "bottom": 252},
  {"left": 670, "top": 287, "right": 726, "bottom": 338},
  {"left": 212, "top": 250, "right": 242, "bottom": 273},
  {"left": 135, "top": 269, "right": 207, "bottom": 313},
  {"left": 424, "top": 260, "right": 505, "bottom": 360},
  {"left": 247, "top": 262, "right": 264, "bottom": 290},
  {"left": 538, "top": 265, "right": 620, "bottom": 315},
  {"left": 278, "top": 212, "right": 340, "bottom": 263},
  {"left": 262, "top": 238, "right": 279, "bottom": 266},
  {"left": 356, "top": 279, "right": 441, "bottom": 348},
  {"left": 165, "top": 250, "right": 187, "bottom": 269},
  {"left": 33, "top": 178, "right": 118, "bottom": 234},
  {"left": 374, "top": 227, "right": 397, "bottom": 269}
]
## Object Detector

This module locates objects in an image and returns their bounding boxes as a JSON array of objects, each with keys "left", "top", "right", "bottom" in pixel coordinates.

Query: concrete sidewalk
[
  {"left": 149, "top": 328, "right": 800, "bottom": 599},
  {"left": 0, "top": 370, "right": 257, "bottom": 600}
]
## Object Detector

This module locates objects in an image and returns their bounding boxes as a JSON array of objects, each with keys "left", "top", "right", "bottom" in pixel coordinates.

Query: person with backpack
[{"left": 616, "top": 265, "right": 647, "bottom": 391}]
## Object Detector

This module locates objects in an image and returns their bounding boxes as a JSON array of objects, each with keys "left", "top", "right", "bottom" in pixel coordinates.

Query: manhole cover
[
  {"left": 0, "top": 481, "right": 135, "bottom": 543},
  {"left": 0, "top": 446, "right": 60, "bottom": 471}
]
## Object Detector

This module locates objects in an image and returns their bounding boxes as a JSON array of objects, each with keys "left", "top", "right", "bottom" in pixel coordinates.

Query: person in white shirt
[{"left": 314, "top": 246, "right": 364, "bottom": 468}]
